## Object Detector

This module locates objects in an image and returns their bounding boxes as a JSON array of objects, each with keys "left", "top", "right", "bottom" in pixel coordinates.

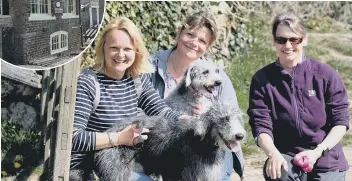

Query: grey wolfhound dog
[
  {"left": 70, "top": 59, "right": 245, "bottom": 180},
  {"left": 94, "top": 101, "right": 245, "bottom": 181}
]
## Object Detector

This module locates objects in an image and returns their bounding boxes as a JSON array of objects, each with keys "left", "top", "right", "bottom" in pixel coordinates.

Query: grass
[
  {"left": 225, "top": 21, "right": 352, "bottom": 156},
  {"left": 327, "top": 40, "right": 352, "bottom": 57},
  {"left": 342, "top": 134, "right": 352, "bottom": 146},
  {"left": 326, "top": 60, "right": 352, "bottom": 91},
  {"left": 225, "top": 26, "right": 277, "bottom": 155}
]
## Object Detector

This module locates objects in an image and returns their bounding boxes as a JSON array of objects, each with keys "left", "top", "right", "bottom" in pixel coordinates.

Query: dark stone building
[{"left": 0, "top": 0, "right": 104, "bottom": 67}]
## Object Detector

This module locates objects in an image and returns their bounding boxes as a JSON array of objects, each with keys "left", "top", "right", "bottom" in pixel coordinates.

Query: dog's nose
[
  {"left": 214, "top": 80, "right": 222, "bottom": 86},
  {"left": 235, "top": 133, "right": 244, "bottom": 141}
]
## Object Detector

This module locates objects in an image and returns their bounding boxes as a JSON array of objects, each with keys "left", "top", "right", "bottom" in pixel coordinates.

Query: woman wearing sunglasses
[{"left": 248, "top": 12, "right": 349, "bottom": 181}]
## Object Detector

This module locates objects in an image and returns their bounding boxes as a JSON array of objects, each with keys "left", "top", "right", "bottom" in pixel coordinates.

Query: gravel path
[{"left": 231, "top": 135, "right": 352, "bottom": 181}]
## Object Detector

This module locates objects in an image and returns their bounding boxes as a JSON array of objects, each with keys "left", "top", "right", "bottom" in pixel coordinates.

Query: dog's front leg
[
  {"left": 94, "top": 147, "right": 134, "bottom": 181},
  {"left": 199, "top": 162, "right": 223, "bottom": 181}
]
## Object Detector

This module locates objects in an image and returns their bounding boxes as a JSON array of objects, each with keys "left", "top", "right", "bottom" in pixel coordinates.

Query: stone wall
[{"left": 1, "top": 76, "right": 41, "bottom": 131}]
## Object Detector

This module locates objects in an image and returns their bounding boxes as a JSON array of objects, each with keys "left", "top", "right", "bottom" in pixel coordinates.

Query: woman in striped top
[{"left": 70, "top": 17, "right": 180, "bottom": 180}]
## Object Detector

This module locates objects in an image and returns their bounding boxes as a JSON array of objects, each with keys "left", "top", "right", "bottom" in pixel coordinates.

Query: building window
[
  {"left": 30, "top": 0, "right": 49, "bottom": 14},
  {"left": 0, "top": 0, "right": 10, "bottom": 15},
  {"left": 63, "top": 0, "right": 75, "bottom": 14},
  {"left": 50, "top": 31, "right": 68, "bottom": 55}
]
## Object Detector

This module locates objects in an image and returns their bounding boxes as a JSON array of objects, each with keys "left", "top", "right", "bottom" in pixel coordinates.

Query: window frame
[
  {"left": 50, "top": 31, "right": 68, "bottom": 55},
  {"left": 29, "top": 0, "right": 54, "bottom": 20},
  {"left": 30, "top": 0, "right": 49, "bottom": 14},
  {"left": 90, "top": 6, "right": 99, "bottom": 27},
  {"left": 62, "top": 0, "right": 78, "bottom": 19}
]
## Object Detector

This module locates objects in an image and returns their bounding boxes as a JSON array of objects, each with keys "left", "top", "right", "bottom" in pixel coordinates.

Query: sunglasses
[{"left": 274, "top": 37, "right": 303, "bottom": 45}]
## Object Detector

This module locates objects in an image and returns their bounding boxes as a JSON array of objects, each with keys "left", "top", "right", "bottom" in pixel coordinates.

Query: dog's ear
[{"left": 184, "top": 66, "right": 193, "bottom": 87}]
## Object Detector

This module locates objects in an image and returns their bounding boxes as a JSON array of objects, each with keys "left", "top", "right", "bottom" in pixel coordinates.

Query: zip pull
[{"left": 291, "top": 78, "right": 295, "bottom": 91}]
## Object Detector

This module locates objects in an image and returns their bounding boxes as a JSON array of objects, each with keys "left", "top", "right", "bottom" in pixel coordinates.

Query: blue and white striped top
[{"left": 70, "top": 69, "right": 179, "bottom": 169}]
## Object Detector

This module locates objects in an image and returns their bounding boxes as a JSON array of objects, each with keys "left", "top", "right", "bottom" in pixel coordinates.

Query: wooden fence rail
[{"left": 40, "top": 58, "right": 81, "bottom": 180}]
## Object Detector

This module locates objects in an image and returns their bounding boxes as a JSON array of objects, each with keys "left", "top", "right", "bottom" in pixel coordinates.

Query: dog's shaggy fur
[
  {"left": 70, "top": 59, "right": 244, "bottom": 181},
  {"left": 165, "top": 58, "right": 222, "bottom": 115},
  {"left": 94, "top": 101, "right": 245, "bottom": 181}
]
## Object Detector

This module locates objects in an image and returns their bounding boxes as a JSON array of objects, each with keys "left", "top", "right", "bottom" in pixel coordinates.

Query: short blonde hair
[{"left": 94, "top": 17, "right": 154, "bottom": 77}]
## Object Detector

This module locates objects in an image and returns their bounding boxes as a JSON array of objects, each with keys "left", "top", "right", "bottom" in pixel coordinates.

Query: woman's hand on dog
[
  {"left": 266, "top": 149, "right": 288, "bottom": 179},
  {"left": 118, "top": 123, "right": 150, "bottom": 146}
]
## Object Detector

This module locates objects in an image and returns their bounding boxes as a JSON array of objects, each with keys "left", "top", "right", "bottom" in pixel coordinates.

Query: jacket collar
[
  {"left": 155, "top": 47, "right": 176, "bottom": 81},
  {"left": 154, "top": 47, "right": 211, "bottom": 80},
  {"left": 275, "top": 56, "right": 309, "bottom": 76}
]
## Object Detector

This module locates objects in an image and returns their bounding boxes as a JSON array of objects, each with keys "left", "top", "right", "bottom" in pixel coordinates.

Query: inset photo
[{"left": 0, "top": 0, "right": 105, "bottom": 69}]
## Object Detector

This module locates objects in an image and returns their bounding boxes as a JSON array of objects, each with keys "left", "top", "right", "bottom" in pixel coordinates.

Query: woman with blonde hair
[{"left": 70, "top": 17, "right": 181, "bottom": 180}]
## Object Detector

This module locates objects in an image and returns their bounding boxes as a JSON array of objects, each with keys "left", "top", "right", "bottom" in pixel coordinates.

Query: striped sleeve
[
  {"left": 71, "top": 73, "right": 97, "bottom": 152},
  {"left": 138, "top": 74, "right": 180, "bottom": 120}
]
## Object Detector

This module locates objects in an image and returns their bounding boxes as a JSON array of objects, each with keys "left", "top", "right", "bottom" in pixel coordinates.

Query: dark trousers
[{"left": 263, "top": 154, "right": 346, "bottom": 181}]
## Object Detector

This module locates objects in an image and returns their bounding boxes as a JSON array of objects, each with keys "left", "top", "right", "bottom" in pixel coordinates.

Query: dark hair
[
  {"left": 181, "top": 11, "right": 218, "bottom": 45},
  {"left": 272, "top": 12, "right": 306, "bottom": 37}
]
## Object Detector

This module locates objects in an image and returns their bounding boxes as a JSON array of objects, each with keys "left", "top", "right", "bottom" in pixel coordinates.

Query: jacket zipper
[{"left": 291, "top": 72, "right": 302, "bottom": 137}]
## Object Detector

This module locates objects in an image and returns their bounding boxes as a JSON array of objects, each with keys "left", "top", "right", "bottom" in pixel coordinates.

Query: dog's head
[
  {"left": 183, "top": 59, "right": 222, "bottom": 95},
  {"left": 194, "top": 101, "right": 246, "bottom": 152}
]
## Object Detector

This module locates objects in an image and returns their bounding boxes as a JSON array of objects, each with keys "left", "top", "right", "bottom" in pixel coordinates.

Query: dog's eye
[
  {"left": 215, "top": 69, "right": 219, "bottom": 73},
  {"left": 202, "top": 70, "right": 209, "bottom": 74}
]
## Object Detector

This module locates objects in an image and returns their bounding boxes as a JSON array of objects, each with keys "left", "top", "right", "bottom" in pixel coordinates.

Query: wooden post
[
  {"left": 41, "top": 68, "right": 61, "bottom": 179},
  {"left": 40, "top": 69, "right": 50, "bottom": 175},
  {"left": 51, "top": 57, "right": 81, "bottom": 181}
]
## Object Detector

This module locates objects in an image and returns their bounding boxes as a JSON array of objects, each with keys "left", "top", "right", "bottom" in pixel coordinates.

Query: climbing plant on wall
[{"left": 81, "top": 1, "right": 254, "bottom": 68}]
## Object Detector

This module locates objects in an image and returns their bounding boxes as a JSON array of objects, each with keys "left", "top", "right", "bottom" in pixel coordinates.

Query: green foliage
[
  {"left": 81, "top": 1, "right": 253, "bottom": 68},
  {"left": 342, "top": 134, "right": 352, "bottom": 146},
  {"left": 105, "top": 1, "right": 182, "bottom": 53},
  {"left": 326, "top": 60, "right": 352, "bottom": 91},
  {"left": 226, "top": 26, "right": 276, "bottom": 155},
  {"left": 1, "top": 120, "right": 41, "bottom": 176},
  {"left": 327, "top": 40, "right": 352, "bottom": 57},
  {"left": 305, "top": 16, "right": 343, "bottom": 33}
]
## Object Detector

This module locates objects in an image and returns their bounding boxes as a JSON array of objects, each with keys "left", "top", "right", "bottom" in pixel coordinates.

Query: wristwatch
[{"left": 317, "top": 144, "right": 330, "bottom": 157}]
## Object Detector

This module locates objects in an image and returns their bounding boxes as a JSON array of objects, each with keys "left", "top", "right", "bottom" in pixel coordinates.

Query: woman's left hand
[{"left": 294, "top": 149, "right": 322, "bottom": 172}]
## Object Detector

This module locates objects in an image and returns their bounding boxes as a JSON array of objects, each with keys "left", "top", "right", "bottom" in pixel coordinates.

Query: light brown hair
[{"left": 272, "top": 12, "right": 306, "bottom": 37}]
